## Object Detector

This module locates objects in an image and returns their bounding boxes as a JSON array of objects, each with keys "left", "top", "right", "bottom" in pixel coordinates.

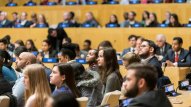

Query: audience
[
  {"left": 141, "top": 11, "right": 150, "bottom": 27},
  {"left": 70, "top": 62, "right": 103, "bottom": 107},
  {"left": 23, "top": 0, "right": 37, "bottom": 6},
  {"left": 120, "top": 12, "right": 128, "bottom": 27},
  {"left": 20, "top": 12, "right": 33, "bottom": 27},
  {"left": 23, "top": 64, "right": 51, "bottom": 107},
  {"left": 15, "top": 40, "right": 24, "bottom": 49},
  {"left": 124, "top": 11, "right": 141, "bottom": 27},
  {"left": 0, "top": 12, "right": 12, "bottom": 28},
  {"left": 69, "top": 12, "right": 80, "bottom": 27},
  {"left": 0, "top": 49, "right": 17, "bottom": 82},
  {"left": 146, "top": 13, "right": 159, "bottom": 27},
  {"left": 80, "top": 40, "right": 91, "bottom": 59},
  {"left": 30, "top": 14, "right": 49, "bottom": 28},
  {"left": 98, "top": 41, "right": 113, "bottom": 50},
  {"left": 12, "top": 12, "right": 20, "bottom": 26},
  {"left": 86, "top": 49, "right": 98, "bottom": 71},
  {"left": 169, "top": 14, "right": 182, "bottom": 27},
  {"left": 155, "top": 34, "right": 172, "bottom": 59},
  {"left": 0, "top": 56, "right": 12, "bottom": 95},
  {"left": 106, "top": 14, "right": 120, "bottom": 27},
  {"left": 58, "top": 43, "right": 76, "bottom": 63},
  {"left": 121, "top": 35, "right": 137, "bottom": 58},
  {"left": 139, "top": 40, "right": 163, "bottom": 78},
  {"left": 6, "top": 0, "right": 18, "bottom": 6},
  {"left": 50, "top": 63, "right": 81, "bottom": 97},
  {"left": 25, "top": 39, "right": 38, "bottom": 52},
  {"left": 98, "top": 48, "right": 123, "bottom": 95},
  {"left": 62, "top": 37, "right": 72, "bottom": 45},
  {"left": 124, "top": 63, "right": 172, "bottom": 107},
  {"left": 81, "top": 12, "right": 99, "bottom": 27},
  {"left": 47, "top": 28, "right": 68, "bottom": 51},
  {"left": 162, "top": 11, "right": 171, "bottom": 24},
  {"left": 3, "top": 35, "right": 15, "bottom": 56},
  {"left": 31, "top": 13, "right": 37, "bottom": 24},
  {"left": 122, "top": 52, "right": 140, "bottom": 82},
  {"left": 37, "top": 40, "right": 57, "bottom": 61},
  {"left": 46, "top": 92, "right": 80, "bottom": 107},
  {"left": 136, "top": 36, "right": 144, "bottom": 54},
  {"left": 161, "top": 37, "right": 191, "bottom": 67},
  {"left": 58, "top": 12, "right": 75, "bottom": 27}
]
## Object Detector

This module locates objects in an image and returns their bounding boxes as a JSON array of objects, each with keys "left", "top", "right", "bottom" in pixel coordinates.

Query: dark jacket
[
  {"left": 8, "top": 44, "right": 15, "bottom": 52},
  {"left": 148, "top": 56, "right": 163, "bottom": 78},
  {"left": 12, "top": 19, "right": 21, "bottom": 26},
  {"left": 58, "top": 21, "right": 75, "bottom": 27},
  {"left": 128, "top": 90, "right": 172, "bottom": 107},
  {"left": 0, "top": 73, "right": 12, "bottom": 95},
  {"left": 147, "top": 22, "right": 159, "bottom": 27},
  {"left": 189, "top": 21, "right": 191, "bottom": 24},
  {"left": 6, "top": 3, "right": 18, "bottom": 6},
  {"left": 0, "top": 20, "right": 12, "bottom": 28},
  {"left": 106, "top": 23, "right": 120, "bottom": 27},
  {"left": 124, "top": 20, "right": 141, "bottom": 27},
  {"left": 161, "top": 48, "right": 191, "bottom": 67},
  {"left": 169, "top": 23, "right": 182, "bottom": 27},
  {"left": 77, "top": 69, "right": 103, "bottom": 107},
  {"left": 23, "top": 2, "right": 37, "bottom": 6},
  {"left": 156, "top": 42, "right": 172, "bottom": 56},
  {"left": 24, "top": 21, "right": 33, "bottom": 27},
  {"left": 47, "top": 28, "right": 68, "bottom": 51},
  {"left": 40, "top": 50, "right": 58, "bottom": 58},
  {"left": 121, "top": 48, "right": 131, "bottom": 59},
  {"left": 81, "top": 20, "right": 99, "bottom": 27}
]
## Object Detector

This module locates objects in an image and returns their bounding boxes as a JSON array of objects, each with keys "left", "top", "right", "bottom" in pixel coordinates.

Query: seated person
[
  {"left": 120, "top": 12, "right": 128, "bottom": 27},
  {"left": 122, "top": 52, "right": 140, "bottom": 82},
  {"left": 23, "top": 0, "right": 37, "bottom": 6},
  {"left": 0, "top": 12, "right": 12, "bottom": 28},
  {"left": 81, "top": 12, "right": 99, "bottom": 27},
  {"left": 189, "top": 16, "right": 191, "bottom": 24},
  {"left": 18, "top": 12, "right": 33, "bottom": 27},
  {"left": 102, "top": 0, "right": 112, "bottom": 4},
  {"left": 74, "top": 43, "right": 80, "bottom": 59},
  {"left": 0, "top": 49, "right": 17, "bottom": 82},
  {"left": 162, "top": 11, "right": 171, "bottom": 24},
  {"left": 12, "top": 12, "right": 21, "bottom": 26},
  {"left": 141, "top": 11, "right": 149, "bottom": 27},
  {"left": 25, "top": 39, "right": 38, "bottom": 52},
  {"left": 58, "top": 12, "right": 75, "bottom": 27},
  {"left": 30, "top": 13, "right": 37, "bottom": 24},
  {"left": 3, "top": 35, "right": 15, "bottom": 56},
  {"left": 86, "top": 49, "right": 98, "bottom": 71},
  {"left": 98, "top": 41, "right": 113, "bottom": 50},
  {"left": 40, "top": 0, "right": 49, "bottom": 5},
  {"left": 62, "top": 37, "right": 72, "bottom": 45},
  {"left": 6, "top": 0, "right": 17, "bottom": 6},
  {"left": 161, "top": 37, "right": 191, "bottom": 67},
  {"left": 123, "top": 11, "right": 141, "bottom": 27},
  {"left": 0, "top": 57, "right": 12, "bottom": 95},
  {"left": 169, "top": 14, "right": 182, "bottom": 27},
  {"left": 30, "top": 14, "right": 49, "bottom": 28},
  {"left": 76, "top": 0, "right": 88, "bottom": 5},
  {"left": 121, "top": 35, "right": 137, "bottom": 59},
  {"left": 106, "top": 14, "right": 120, "bottom": 27},
  {"left": 14, "top": 40, "right": 24, "bottom": 49},
  {"left": 37, "top": 39, "right": 58, "bottom": 61},
  {"left": 124, "top": 63, "right": 172, "bottom": 107},
  {"left": 146, "top": 13, "right": 159, "bottom": 27},
  {"left": 80, "top": 40, "right": 91, "bottom": 59},
  {"left": 155, "top": 34, "right": 172, "bottom": 59},
  {"left": 0, "top": 39, "right": 9, "bottom": 55},
  {"left": 69, "top": 12, "right": 80, "bottom": 27}
]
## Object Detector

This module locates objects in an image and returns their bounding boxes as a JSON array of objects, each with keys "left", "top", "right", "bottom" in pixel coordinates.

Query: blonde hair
[
  {"left": 23, "top": 64, "right": 51, "bottom": 107},
  {"left": 122, "top": 52, "right": 140, "bottom": 64}
]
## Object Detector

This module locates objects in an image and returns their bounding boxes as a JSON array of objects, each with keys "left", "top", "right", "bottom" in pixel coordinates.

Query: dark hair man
[{"left": 123, "top": 11, "right": 141, "bottom": 27}]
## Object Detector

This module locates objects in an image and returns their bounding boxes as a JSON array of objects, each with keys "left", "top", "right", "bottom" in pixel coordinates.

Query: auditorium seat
[
  {"left": 0, "top": 95, "right": 10, "bottom": 107},
  {"left": 76, "top": 97, "right": 89, "bottom": 107}
]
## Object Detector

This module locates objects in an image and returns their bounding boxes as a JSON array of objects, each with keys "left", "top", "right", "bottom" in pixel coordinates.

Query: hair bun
[{"left": 62, "top": 43, "right": 76, "bottom": 51}]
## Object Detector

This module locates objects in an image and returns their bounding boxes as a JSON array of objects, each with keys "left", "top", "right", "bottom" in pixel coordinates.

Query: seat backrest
[
  {"left": 101, "top": 90, "right": 121, "bottom": 107},
  {"left": 0, "top": 95, "right": 10, "bottom": 107},
  {"left": 76, "top": 97, "right": 88, "bottom": 107}
]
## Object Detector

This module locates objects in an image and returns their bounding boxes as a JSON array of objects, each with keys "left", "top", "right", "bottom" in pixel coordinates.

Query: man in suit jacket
[
  {"left": 20, "top": 12, "right": 33, "bottom": 27},
  {"left": 12, "top": 12, "right": 21, "bottom": 26},
  {"left": 161, "top": 37, "right": 191, "bottom": 67},
  {"left": 155, "top": 34, "right": 172, "bottom": 57},
  {"left": 5, "top": 0, "right": 18, "bottom": 6},
  {"left": 58, "top": 12, "right": 75, "bottom": 28},
  {"left": 120, "top": 12, "right": 128, "bottom": 28},
  {"left": 121, "top": 35, "right": 137, "bottom": 59},
  {"left": 69, "top": 12, "right": 80, "bottom": 27},
  {"left": 123, "top": 63, "right": 172, "bottom": 107},
  {"left": 139, "top": 40, "right": 163, "bottom": 78},
  {"left": 123, "top": 11, "right": 141, "bottom": 27},
  {"left": 0, "top": 12, "right": 12, "bottom": 28}
]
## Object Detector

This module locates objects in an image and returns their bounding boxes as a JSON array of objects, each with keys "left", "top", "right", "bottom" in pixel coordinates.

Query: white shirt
[
  {"left": 1, "top": 20, "right": 6, "bottom": 25},
  {"left": 141, "top": 56, "right": 154, "bottom": 63},
  {"left": 173, "top": 50, "right": 181, "bottom": 67},
  {"left": 131, "top": 47, "right": 137, "bottom": 53},
  {"left": 21, "top": 20, "right": 27, "bottom": 25},
  {"left": 44, "top": 51, "right": 49, "bottom": 58}
]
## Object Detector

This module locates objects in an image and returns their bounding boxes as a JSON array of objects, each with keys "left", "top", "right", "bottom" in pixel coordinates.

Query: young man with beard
[
  {"left": 139, "top": 40, "right": 163, "bottom": 78},
  {"left": 86, "top": 49, "right": 98, "bottom": 71},
  {"left": 123, "top": 63, "right": 172, "bottom": 107}
]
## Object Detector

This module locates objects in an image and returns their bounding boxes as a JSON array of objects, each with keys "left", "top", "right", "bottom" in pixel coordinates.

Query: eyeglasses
[{"left": 139, "top": 45, "right": 150, "bottom": 48}]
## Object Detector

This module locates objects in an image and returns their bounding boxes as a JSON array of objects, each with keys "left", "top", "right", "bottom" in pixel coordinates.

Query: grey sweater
[{"left": 102, "top": 72, "right": 121, "bottom": 96}]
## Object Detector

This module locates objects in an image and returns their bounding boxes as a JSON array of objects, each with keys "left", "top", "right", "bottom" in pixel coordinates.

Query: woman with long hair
[
  {"left": 106, "top": 14, "right": 120, "bottom": 27},
  {"left": 169, "top": 14, "right": 182, "bottom": 27},
  {"left": 141, "top": 11, "right": 150, "bottom": 27},
  {"left": 81, "top": 12, "right": 99, "bottom": 27},
  {"left": 70, "top": 62, "right": 103, "bottom": 107},
  {"left": 23, "top": 64, "right": 51, "bottom": 107},
  {"left": 50, "top": 63, "right": 82, "bottom": 98},
  {"left": 97, "top": 48, "right": 123, "bottom": 95},
  {"left": 25, "top": 39, "right": 38, "bottom": 52},
  {"left": 30, "top": 14, "right": 49, "bottom": 28},
  {"left": 0, "top": 49, "right": 17, "bottom": 82},
  {"left": 146, "top": 13, "right": 159, "bottom": 27}
]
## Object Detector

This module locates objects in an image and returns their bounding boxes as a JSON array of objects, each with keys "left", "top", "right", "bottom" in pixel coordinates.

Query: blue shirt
[
  {"left": 2, "top": 66, "right": 17, "bottom": 82},
  {"left": 52, "top": 85, "right": 72, "bottom": 95}
]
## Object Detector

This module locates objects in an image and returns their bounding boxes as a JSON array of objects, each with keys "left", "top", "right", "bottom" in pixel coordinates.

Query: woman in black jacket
[
  {"left": 146, "top": 13, "right": 159, "bottom": 27},
  {"left": 169, "top": 14, "right": 182, "bottom": 27},
  {"left": 106, "top": 14, "right": 120, "bottom": 27}
]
